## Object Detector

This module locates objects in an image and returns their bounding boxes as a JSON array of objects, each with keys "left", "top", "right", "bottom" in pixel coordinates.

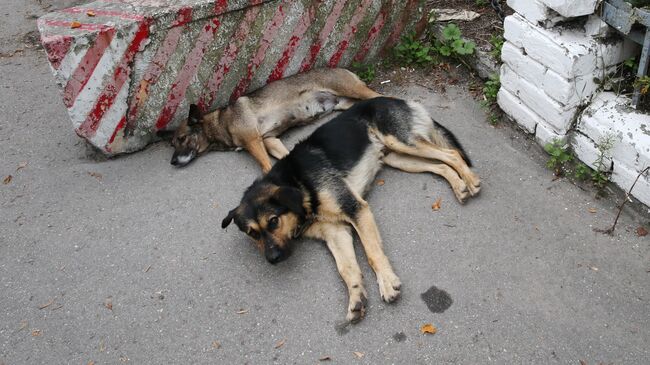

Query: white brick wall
[
  {"left": 612, "top": 162, "right": 650, "bottom": 207},
  {"left": 500, "top": 65, "right": 577, "bottom": 134},
  {"left": 538, "top": 0, "right": 598, "bottom": 18},
  {"left": 535, "top": 121, "right": 564, "bottom": 147},
  {"left": 507, "top": 0, "right": 565, "bottom": 27},
  {"left": 497, "top": 88, "right": 540, "bottom": 133}
]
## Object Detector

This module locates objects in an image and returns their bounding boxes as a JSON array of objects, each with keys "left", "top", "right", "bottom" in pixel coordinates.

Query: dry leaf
[
  {"left": 588, "top": 207, "right": 597, "bottom": 213},
  {"left": 99, "top": 339, "right": 106, "bottom": 352},
  {"left": 88, "top": 172, "right": 103, "bottom": 180},
  {"left": 31, "top": 329, "right": 42, "bottom": 337},
  {"left": 636, "top": 226, "right": 648, "bottom": 237},
  {"left": 579, "top": 360, "right": 587, "bottom": 365},
  {"left": 211, "top": 340, "right": 221, "bottom": 349},
  {"left": 431, "top": 197, "right": 442, "bottom": 211},
  {"left": 274, "top": 339, "right": 286, "bottom": 349},
  {"left": 104, "top": 297, "right": 113, "bottom": 311},
  {"left": 38, "top": 298, "right": 55, "bottom": 309},
  {"left": 70, "top": 21, "right": 82, "bottom": 28},
  {"left": 420, "top": 323, "right": 437, "bottom": 335},
  {"left": 319, "top": 355, "right": 332, "bottom": 361},
  {"left": 18, "top": 320, "right": 28, "bottom": 331},
  {"left": 3, "top": 175, "right": 12, "bottom": 184},
  {"left": 353, "top": 351, "right": 364, "bottom": 359},
  {"left": 376, "top": 179, "right": 385, "bottom": 186},
  {"left": 87, "top": 361, "right": 95, "bottom": 365},
  {"left": 16, "top": 162, "right": 28, "bottom": 171},
  {"left": 236, "top": 309, "right": 248, "bottom": 314},
  {"left": 119, "top": 355, "right": 128, "bottom": 362},
  {"left": 86, "top": 11, "right": 96, "bottom": 17}
]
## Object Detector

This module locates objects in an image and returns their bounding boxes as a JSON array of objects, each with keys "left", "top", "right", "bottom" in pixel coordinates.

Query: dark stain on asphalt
[
  {"left": 393, "top": 332, "right": 407, "bottom": 342},
  {"left": 421, "top": 285, "right": 453, "bottom": 313}
]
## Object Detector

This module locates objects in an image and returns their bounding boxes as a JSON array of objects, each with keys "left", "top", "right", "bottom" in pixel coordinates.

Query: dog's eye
[
  {"left": 248, "top": 229, "right": 260, "bottom": 240},
  {"left": 268, "top": 216, "right": 279, "bottom": 230}
]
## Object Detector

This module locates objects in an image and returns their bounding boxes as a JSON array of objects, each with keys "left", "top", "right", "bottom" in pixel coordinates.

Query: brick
[
  {"left": 536, "top": 120, "right": 564, "bottom": 147},
  {"left": 571, "top": 132, "right": 613, "bottom": 171},
  {"left": 38, "top": 0, "right": 427, "bottom": 155},
  {"left": 578, "top": 92, "right": 650, "bottom": 171},
  {"left": 500, "top": 64, "right": 577, "bottom": 134},
  {"left": 501, "top": 41, "right": 600, "bottom": 108},
  {"left": 611, "top": 161, "right": 650, "bottom": 207},
  {"left": 497, "top": 88, "right": 540, "bottom": 134},
  {"left": 506, "top": 0, "right": 565, "bottom": 27},
  {"left": 538, "top": 0, "right": 598, "bottom": 18},
  {"left": 504, "top": 14, "right": 637, "bottom": 79}
]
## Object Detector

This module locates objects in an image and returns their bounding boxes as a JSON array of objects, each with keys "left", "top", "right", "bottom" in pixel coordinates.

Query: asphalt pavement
[{"left": 1, "top": 1, "right": 649, "bottom": 364}]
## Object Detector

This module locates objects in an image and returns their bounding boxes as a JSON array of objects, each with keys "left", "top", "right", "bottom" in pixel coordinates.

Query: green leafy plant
[
  {"left": 483, "top": 74, "right": 500, "bottom": 104},
  {"left": 591, "top": 134, "right": 615, "bottom": 194},
  {"left": 574, "top": 163, "right": 590, "bottom": 180},
  {"left": 475, "top": 0, "right": 488, "bottom": 6},
  {"left": 434, "top": 24, "right": 476, "bottom": 57},
  {"left": 634, "top": 75, "right": 650, "bottom": 95},
  {"left": 544, "top": 139, "right": 573, "bottom": 175},
  {"left": 351, "top": 62, "right": 376, "bottom": 83},
  {"left": 393, "top": 32, "right": 434, "bottom": 66},
  {"left": 489, "top": 34, "right": 505, "bottom": 59}
]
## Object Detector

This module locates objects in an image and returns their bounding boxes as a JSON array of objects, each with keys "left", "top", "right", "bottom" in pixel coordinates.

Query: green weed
[
  {"left": 393, "top": 32, "right": 434, "bottom": 67},
  {"left": 544, "top": 139, "right": 573, "bottom": 175},
  {"left": 351, "top": 62, "right": 376, "bottom": 83},
  {"left": 434, "top": 24, "right": 476, "bottom": 57},
  {"left": 489, "top": 34, "right": 504, "bottom": 59}
]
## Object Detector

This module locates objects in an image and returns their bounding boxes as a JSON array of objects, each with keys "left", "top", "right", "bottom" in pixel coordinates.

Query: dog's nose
[
  {"left": 265, "top": 247, "right": 287, "bottom": 264},
  {"left": 170, "top": 155, "right": 179, "bottom": 165}
]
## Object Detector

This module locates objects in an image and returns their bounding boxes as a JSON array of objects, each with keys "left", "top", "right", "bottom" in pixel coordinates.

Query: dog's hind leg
[
  {"left": 382, "top": 152, "right": 470, "bottom": 203},
  {"left": 308, "top": 222, "right": 368, "bottom": 323},
  {"left": 347, "top": 198, "right": 401, "bottom": 303},
  {"left": 263, "top": 137, "right": 290, "bottom": 160},
  {"left": 244, "top": 137, "right": 273, "bottom": 173},
  {"left": 382, "top": 135, "right": 481, "bottom": 196}
]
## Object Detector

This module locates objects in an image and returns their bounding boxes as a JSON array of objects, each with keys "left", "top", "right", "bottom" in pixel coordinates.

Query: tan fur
[{"left": 171, "top": 68, "right": 381, "bottom": 171}]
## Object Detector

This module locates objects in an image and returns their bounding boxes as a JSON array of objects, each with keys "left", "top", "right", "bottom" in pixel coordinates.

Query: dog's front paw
[
  {"left": 466, "top": 173, "right": 481, "bottom": 196},
  {"left": 452, "top": 181, "right": 470, "bottom": 204},
  {"left": 377, "top": 271, "right": 401, "bottom": 303},
  {"left": 346, "top": 290, "right": 368, "bottom": 323}
]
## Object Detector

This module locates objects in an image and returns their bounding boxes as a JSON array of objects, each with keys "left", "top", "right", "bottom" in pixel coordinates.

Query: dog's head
[
  {"left": 222, "top": 181, "right": 306, "bottom": 264},
  {"left": 169, "top": 104, "right": 211, "bottom": 167}
]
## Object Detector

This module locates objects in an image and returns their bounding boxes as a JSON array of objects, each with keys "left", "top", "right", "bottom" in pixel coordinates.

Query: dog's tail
[{"left": 433, "top": 121, "right": 473, "bottom": 167}]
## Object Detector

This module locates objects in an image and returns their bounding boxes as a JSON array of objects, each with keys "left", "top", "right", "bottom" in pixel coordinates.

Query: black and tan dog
[
  {"left": 168, "top": 68, "right": 380, "bottom": 170},
  {"left": 221, "top": 97, "right": 480, "bottom": 323}
]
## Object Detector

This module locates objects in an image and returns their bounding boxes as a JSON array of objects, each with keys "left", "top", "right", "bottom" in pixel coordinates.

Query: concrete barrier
[{"left": 38, "top": 0, "right": 427, "bottom": 155}]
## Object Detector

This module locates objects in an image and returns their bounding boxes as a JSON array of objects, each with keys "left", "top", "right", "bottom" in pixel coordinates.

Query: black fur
[{"left": 433, "top": 121, "right": 473, "bottom": 167}]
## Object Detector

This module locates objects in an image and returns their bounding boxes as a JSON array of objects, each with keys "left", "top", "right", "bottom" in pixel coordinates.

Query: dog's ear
[
  {"left": 273, "top": 187, "right": 304, "bottom": 215},
  {"left": 188, "top": 104, "right": 202, "bottom": 126},
  {"left": 222, "top": 208, "right": 237, "bottom": 229}
]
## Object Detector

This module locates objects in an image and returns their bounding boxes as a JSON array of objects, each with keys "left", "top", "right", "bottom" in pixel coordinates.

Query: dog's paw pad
[{"left": 347, "top": 295, "right": 367, "bottom": 323}]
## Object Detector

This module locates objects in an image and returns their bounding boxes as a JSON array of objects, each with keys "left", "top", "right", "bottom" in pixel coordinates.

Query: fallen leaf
[
  {"left": 104, "top": 297, "right": 113, "bottom": 311},
  {"left": 3, "top": 175, "right": 12, "bottom": 184},
  {"left": 420, "top": 323, "right": 437, "bottom": 335},
  {"left": 353, "top": 351, "right": 364, "bottom": 359},
  {"left": 88, "top": 172, "right": 103, "bottom": 180},
  {"left": 236, "top": 309, "right": 249, "bottom": 314},
  {"left": 212, "top": 201, "right": 219, "bottom": 208},
  {"left": 16, "top": 162, "right": 28, "bottom": 171},
  {"left": 31, "top": 329, "right": 42, "bottom": 337},
  {"left": 87, "top": 361, "right": 95, "bottom": 365},
  {"left": 274, "top": 339, "right": 286, "bottom": 349},
  {"left": 319, "top": 355, "right": 332, "bottom": 361},
  {"left": 376, "top": 179, "right": 385, "bottom": 186},
  {"left": 119, "top": 355, "right": 128, "bottom": 362},
  {"left": 211, "top": 340, "right": 221, "bottom": 349},
  {"left": 431, "top": 197, "right": 442, "bottom": 211},
  {"left": 588, "top": 207, "right": 597, "bottom": 213},
  {"left": 636, "top": 226, "right": 648, "bottom": 237},
  {"left": 18, "top": 320, "right": 28, "bottom": 331},
  {"left": 38, "top": 298, "right": 55, "bottom": 309},
  {"left": 579, "top": 360, "right": 587, "bottom": 365},
  {"left": 70, "top": 21, "right": 82, "bottom": 28},
  {"left": 99, "top": 339, "right": 106, "bottom": 352},
  {"left": 86, "top": 11, "right": 96, "bottom": 17}
]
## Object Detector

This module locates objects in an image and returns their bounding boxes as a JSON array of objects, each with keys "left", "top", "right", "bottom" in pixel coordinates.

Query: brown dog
[{"left": 168, "top": 68, "right": 380, "bottom": 170}]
